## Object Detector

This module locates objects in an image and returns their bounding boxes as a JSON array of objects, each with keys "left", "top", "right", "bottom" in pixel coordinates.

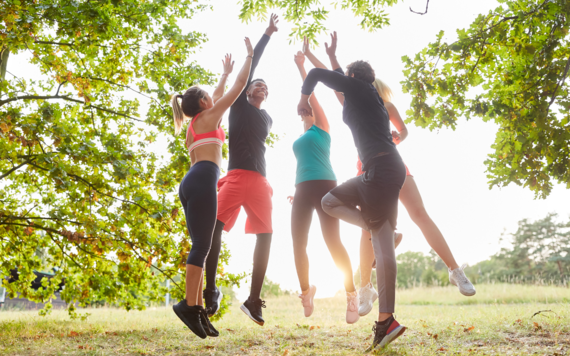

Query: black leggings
[
  {"left": 291, "top": 180, "right": 355, "bottom": 292},
  {"left": 205, "top": 220, "right": 272, "bottom": 301},
  {"left": 179, "top": 161, "right": 220, "bottom": 268}
]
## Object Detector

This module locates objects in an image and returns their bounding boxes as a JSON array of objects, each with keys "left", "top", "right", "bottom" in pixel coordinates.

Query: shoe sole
[
  {"left": 208, "top": 290, "right": 224, "bottom": 317},
  {"left": 460, "top": 288, "right": 476, "bottom": 296},
  {"left": 450, "top": 280, "right": 476, "bottom": 297},
  {"left": 172, "top": 305, "right": 207, "bottom": 339},
  {"left": 346, "top": 314, "right": 360, "bottom": 324},
  {"left": 364, "top": 325, "right": 406, "bottom": 352},
  {"left": 240, "top": 304, "right": 264, "bottom": 326},
  {"left": 304, "top": 285, "right": 317, "bottom": 317},
  {"left": 358, "top": 293, "right": 378, "bottom": 317}
]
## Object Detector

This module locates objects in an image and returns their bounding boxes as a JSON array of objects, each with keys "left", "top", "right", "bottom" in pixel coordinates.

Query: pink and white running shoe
[
  {"left": 298, "top": 285, "right": 317, "bottom": 317},
  {"left": 346, "top": 291, "right": 360, "bottom": 324}
]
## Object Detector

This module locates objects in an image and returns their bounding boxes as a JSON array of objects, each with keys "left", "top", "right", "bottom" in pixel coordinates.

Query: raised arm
[
  {"left": 325, "top": 32, "right": 342, "bottom": 71},
  {"left": 234, "top": 14, "right": 279, "bottom": 104},
  {"left": 212, "top": 54, "right": 234, "bottom": 103},
  {"left": 298, "top": 68, "right": 351, "bottom": 116},
  {"left": 303, "top": 36, "right": 344, "bottom": 106},
  {"left": 208, "top": 38, "right": 254, "bottom": 119},
  {"left": 386, "top": 102, "right": 408, "bottom": 145},
  {"left": 294, "top": 51, "right": 330, "bottom": 132}
]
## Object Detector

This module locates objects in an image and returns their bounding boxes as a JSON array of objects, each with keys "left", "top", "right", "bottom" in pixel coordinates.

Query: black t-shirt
[
  {"left": 227, "top": 34, "right": 273, "bottom": 177},
  {"left": 301, "top": 67, "right": 396, "bottom": 171}
]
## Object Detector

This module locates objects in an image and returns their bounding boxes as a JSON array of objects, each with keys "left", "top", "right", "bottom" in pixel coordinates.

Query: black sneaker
[
  {"left": 203, "top": 287, "right": 223, "bottom": 317},
  {"left": 365, "top": 316, "right": 406, "bottom": 352},
  {"left": 200, "top": 308, "right": 219, "bottom": 337},
  {"left": 240, "top": 297, "right": 266, "bottom": 326},
  {"left": 172, "top": 301, "right": 207, "bottom": 339}
]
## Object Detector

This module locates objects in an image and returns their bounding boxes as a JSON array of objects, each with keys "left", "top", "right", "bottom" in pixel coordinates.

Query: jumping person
[
  {"left": 297, "top": 32, "right": 406, "bottom": 350},
  {"left": 288, "top": 49, "right": 359, "bottom": 323},
  {"left": 301, "top": 39, "right": 476, "bottom": 316},
  {"left": 356, "top": 79, "right": 476, "bottom": 317},
  {"left": 171, "top": 39, "right": 254, "bottom": 339},
  {"left": 202, "top": 14, "right": 279, "bottom": 326}
]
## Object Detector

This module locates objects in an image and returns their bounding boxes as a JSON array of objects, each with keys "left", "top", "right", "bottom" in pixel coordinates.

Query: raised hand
[
  {"left": 222, "top": 54, "right": 234, "bottom": 75},
  {"left": 325, "top": 31, "right": 337, "bottom": 57},
  {"left": 294, "top": 51, "right": 305, "bottom": 67},
  {"left": 302, "top": 36, "right": 311, "bottom": 56},
  {"left": 265, "top": 13, "right": 279, "bottom": 36},
  {"left": 244, "top": 37, "right": 253, "bottom": 57},
  {"left": 297, "top": 96, "right": 313, "bottom": 117}
]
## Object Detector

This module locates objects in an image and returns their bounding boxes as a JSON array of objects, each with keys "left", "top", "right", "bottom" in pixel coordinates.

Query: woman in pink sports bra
[{"left": 170, "top": 38, "right": 254, "bottom": 339}]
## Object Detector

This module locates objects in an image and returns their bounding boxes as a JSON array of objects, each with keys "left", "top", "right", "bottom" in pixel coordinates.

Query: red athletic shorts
[
  {"left": 217, "top": 169, "right": 273, "bottom": 234},
  {"left": 357, "top": 158, "right": 411, "bottom": 177}
]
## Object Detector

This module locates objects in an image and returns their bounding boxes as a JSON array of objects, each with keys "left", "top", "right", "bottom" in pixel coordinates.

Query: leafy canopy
[
  {"left": 238, "top": 0, "right": 402, "bottom": 42},
  {"left": 0, "top": 0, "right": 245, "bottom": 317},
  {"left": 401, "top": 0, "right": 570, "bottom": 198}
]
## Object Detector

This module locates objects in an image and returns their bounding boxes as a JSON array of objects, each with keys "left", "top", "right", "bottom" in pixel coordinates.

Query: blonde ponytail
[
  {"left": 172, "top": 94, "right": 185, "bottom": 135},
  {"left": 373, "top": 78, "right": 393, "bottom": 103}
]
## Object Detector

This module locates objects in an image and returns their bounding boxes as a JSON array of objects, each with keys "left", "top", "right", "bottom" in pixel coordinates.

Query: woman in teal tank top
[{"left": 289, "top": 46, "right": 357, "bottom": 323}]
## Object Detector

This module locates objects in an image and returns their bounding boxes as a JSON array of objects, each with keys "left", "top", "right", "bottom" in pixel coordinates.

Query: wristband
[{"left": 247, "top": 55, "right": 253, "bottom": 59}]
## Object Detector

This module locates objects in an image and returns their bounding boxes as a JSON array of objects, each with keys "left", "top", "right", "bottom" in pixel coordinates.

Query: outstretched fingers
[
  {"left": 222, "top": 53, "right": 234, "bottom": 74},
  {"left": 303, "top": 36, "right": 311, "bottom": 54},
  {"left": 244, "top": 37, "right": 253, "bottom": 56}
]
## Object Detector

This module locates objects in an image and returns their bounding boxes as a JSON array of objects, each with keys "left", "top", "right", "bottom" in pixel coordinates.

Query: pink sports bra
[{"left": 186, "top": 113, "right": 226, "bottom": 153}]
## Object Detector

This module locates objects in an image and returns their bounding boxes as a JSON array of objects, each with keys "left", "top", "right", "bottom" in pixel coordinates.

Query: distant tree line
[{"left": 355, "top": 213, "right": 570, "bottom": 289}]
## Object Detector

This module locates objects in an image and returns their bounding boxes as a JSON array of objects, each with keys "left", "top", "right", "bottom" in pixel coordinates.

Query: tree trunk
[
  {"left": 557, "top": 260, "right": 565, "bottom": 278},
  {"left": 1, "top": 46, "right": 9, "bottom": 81}
]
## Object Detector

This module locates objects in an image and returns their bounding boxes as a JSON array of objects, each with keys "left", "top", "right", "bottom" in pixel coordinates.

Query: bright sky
[
  {"left": 182, "top": 0, "right": 570, "bottom": 300},
  {"left": 8, "top": 0, "right": 570, "bottom": 301}
]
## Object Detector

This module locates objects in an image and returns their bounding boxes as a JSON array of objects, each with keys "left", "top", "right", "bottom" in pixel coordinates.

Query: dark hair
[
  {"left": 346, "top": 60, "right": 375, "bottom": 84},
  {"left": 171, "top": 86, "right": 206, "bottom": 135}
]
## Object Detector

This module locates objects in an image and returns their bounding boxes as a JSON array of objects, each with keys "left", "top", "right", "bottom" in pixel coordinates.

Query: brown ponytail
[{"left": 171, "top": 86, "right": 206, "bottom": 136}]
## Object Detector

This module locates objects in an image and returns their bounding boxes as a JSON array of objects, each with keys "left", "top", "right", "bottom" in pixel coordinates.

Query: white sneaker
[
  {"left": 299, "top": 285, "right": 317, "bottom": 317},
  {"left": 358, "top": 283, "right": 378, "bottom": 316},
  {"left": 394, "top": 232, "right": 403, "bottom": 248},
  {"left": 346, "top": 291, "right": 360, "bottom": 324},
  {"left": 449, "top": 264, "right": 476, "bottom": 296}
]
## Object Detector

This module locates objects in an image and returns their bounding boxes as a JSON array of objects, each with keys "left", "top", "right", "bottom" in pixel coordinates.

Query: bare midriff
[{"left": 189, "top": 143, "right": 223, "bottom": 168}]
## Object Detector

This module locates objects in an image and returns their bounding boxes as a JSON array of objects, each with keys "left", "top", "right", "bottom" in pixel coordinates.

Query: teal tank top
[{"left": 292, "top": 125, "right": 337, "bottom": 186}]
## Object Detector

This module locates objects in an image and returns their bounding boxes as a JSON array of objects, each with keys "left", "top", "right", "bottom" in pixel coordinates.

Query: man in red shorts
[{"left": 202, "top": 14, "right": 279, "bottom": 326}]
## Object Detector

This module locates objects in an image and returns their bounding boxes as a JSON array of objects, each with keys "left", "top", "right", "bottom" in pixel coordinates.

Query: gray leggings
[{"left": 322, "top": 193, "right": 396, "bottom": 313}]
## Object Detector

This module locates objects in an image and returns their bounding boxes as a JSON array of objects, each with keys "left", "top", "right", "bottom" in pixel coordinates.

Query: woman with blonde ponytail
[{"left": 172, "top": 37, "right": 254, "bottom": 340}]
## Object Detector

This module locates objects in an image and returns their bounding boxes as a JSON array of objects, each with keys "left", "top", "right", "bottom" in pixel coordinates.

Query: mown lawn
[{"left": 1, "top": 284, "right": 569, "bottom": 355}]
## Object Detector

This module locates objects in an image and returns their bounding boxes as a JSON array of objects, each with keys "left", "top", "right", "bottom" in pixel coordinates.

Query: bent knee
[{"left": 321, "top": 193, "right": 340, "bottom": 212}]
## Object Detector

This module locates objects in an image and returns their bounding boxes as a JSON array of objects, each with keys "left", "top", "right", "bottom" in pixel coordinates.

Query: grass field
[{"left": 1, "top": 284, "right": 569, "bottom": 355}]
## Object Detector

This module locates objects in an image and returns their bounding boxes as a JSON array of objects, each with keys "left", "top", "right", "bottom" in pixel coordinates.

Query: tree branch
[
  {"left": 26, "top": 161, "right": 150, "bottom": 214},
  {"left": 0, "top": 94, "right": 82, "bottom": 107},
  {"left": 84, "top": 76, "right": 170, "bottom": 117},
  {"left": 0, "top": 215, "right": 81, "bottom": 225},
  {"left": 546, "top": 54, "right": 570, "bottom": 113},
  {"left": 0, "top": 159, "right": 35, "bottom": 180},
  {"left": 0, "top": 94, "right": 142, "bottom": 121},
  {"left": 410, "top": 0, "right": 429, "bottom": 15},
  {"left": 35, "top": 41, "right": 74, "bottom": 47},
  {"left": 55, "top": 81, "right": 67, "bottom": 96}
]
